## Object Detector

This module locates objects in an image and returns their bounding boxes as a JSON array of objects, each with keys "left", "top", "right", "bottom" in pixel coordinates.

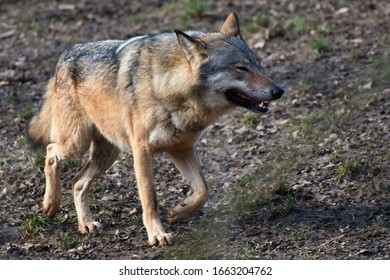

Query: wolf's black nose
[{"left": 271, "top": 86, "right": 284, "bottom": 99}]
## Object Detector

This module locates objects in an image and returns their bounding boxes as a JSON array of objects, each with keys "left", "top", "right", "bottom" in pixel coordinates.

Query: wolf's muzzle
[{"left": 271, "top": 86, "right": 284, "bottom": 99}]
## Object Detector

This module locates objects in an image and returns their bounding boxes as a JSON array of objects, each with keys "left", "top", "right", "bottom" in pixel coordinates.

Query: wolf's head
[{"left": 175, "top": 13, "right": 284, "bottom": 113}]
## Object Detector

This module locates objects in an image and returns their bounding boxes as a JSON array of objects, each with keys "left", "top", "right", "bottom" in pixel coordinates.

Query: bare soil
[{"left": 0, "top": 0, "right": 389, "bottom": 259}]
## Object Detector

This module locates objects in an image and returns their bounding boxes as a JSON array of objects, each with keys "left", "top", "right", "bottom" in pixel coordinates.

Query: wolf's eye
[{"left": 235, "top": 66, "right": 249, "bottom": 72}]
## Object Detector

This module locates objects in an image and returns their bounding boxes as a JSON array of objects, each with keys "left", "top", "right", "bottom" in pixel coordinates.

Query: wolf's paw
[
  {"left": 78, "top": 221, "right": 102, "bottom": 234},
  {"left": 148, "top": 232, "right": 173, "bottom": 246},
  {"left": 168, "top": 192, "right": 209, "bottom": 224},
  {"left": 42, "top": 198, "right": 60, "bottom": 218},
  {"left": 168, "top": 203, "right": 188, "bottom": 225}
]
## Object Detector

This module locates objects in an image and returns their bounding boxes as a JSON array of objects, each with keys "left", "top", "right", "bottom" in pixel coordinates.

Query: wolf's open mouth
[{"left": 225, "top": 89, "right": 269, "bottom": 113}]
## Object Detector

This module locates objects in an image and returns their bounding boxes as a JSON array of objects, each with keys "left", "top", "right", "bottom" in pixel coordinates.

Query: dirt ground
[{"left": 0, "top": 0, "right": 389, "bottom": 260}]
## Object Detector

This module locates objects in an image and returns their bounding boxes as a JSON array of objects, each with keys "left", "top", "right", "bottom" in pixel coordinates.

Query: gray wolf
[{"left": 29, "top": 13, "right": 284, "bottom": 246}]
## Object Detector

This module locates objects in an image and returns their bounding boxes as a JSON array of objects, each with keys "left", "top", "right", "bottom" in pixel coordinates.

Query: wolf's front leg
[
  {"left": 132, "top": 145, "right": 173, "bottom": 246},
  {"left": 167, "top": 147, "right": 210, "bottom": 224}
]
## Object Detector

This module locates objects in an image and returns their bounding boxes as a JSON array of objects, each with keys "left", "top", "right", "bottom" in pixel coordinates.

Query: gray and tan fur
[{"left": 29, "top": 13, "right": 284, "bottom": 246}]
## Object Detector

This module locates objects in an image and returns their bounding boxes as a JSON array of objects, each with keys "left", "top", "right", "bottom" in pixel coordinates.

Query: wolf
[{"left": 28, "top": 13, "right": 284, "bottom": 246}]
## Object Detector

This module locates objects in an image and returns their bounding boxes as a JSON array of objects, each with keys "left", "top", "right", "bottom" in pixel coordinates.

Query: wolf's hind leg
[
  {"left": 43, "top": 139, "right": 91, "bottom": 218},
  {"left": 167, "top": 147, "right": 209, "bottom": 224},
  {"left": 43, "top": 143, "right": 62, "bottom": 217},
  {"left": 72, "top": 131, "right": 119, "bottom": 234}
]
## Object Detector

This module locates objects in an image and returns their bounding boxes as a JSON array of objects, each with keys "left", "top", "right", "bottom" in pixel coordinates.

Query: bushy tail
[{"left": 28, "top": 79, "right": 55, "bottom": 148}]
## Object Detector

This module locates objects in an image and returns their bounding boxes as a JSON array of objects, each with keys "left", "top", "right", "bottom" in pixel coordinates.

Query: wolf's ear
[
  {"left": 175, "top": 30, "right": 209, "bottom": 68},
  {"left": 220, "top": 12, "right": 242, "bottom": 38}
]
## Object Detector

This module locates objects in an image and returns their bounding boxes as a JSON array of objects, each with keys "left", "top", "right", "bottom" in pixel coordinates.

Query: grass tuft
[
  {"left": 56, "top": 234, "right": 81, "bottom": 249},
  {"left": 370, "top": 56, "right": 390, "bottom": 87},
  {"left": 164, "top": 0, "right": 209, "bottom": 29},
  {"left": 288, "top": 16, "right": 307, "bottom": 32},
  {"left": 244, "top": 12, "right": 271, "bottom": 32},
  {"left": 19, "top": 105, "right": 33, "bottom": 119},
  {"left": 312, "top": 38, "right": 331, "bottom": 54},
  {"left": 132, "top": 13, "right": 146, "bottom": 24},
  {"left": 243, "top": 111, "right": 261, "bottom": 128},
  {"left": 22, "top": 214, "right": 57, "bottom": 237},
  {"left": 286, "top": 110, "right": 327, "bottom": 136},
  {"left": 237, "top": 244, "right": 260, "bottom": 259},
  {"left": 337, "top": 158, "right": 360, "bottom": 179},
  {"left": 181, "top": 0, "right": 209, "bottom": 19},
  {"left": 18, "top": 135, "right": 29, "bottom": 148},
  {"left": 299, "top": 76, "right": 316, "bottom": 93},
  {"left": 32, "top": 148, "right": 46, "bottom": 169},
  {"left": 19, "top": 19, "right": 42, "bottom": 32}
]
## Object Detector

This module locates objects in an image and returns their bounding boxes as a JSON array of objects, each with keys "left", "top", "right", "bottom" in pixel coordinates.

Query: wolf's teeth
[{"left": 259, "top": 102, "right": 263, "bottom": 107}]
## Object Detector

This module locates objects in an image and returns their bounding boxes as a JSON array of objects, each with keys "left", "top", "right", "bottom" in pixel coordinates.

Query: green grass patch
[
  {"left": 243, "top": 111, "right": 261, "bottom": 127},
  {"left": 162, "top": 153, "right": 303, "bottom": 259},
  {"left": 132, "top": 13, "right": 146, "bottom": 24},
  {"left": 270, "top": 177, "right": 290, "bottom": 196},
  {"left": 244, "top": 12, "right": 271, "bottom": 32},
  {"left": 331, "top": 147, "right": 347, "bottom": 162},
  {"left": 267, "top": 195, "right": 297, "bottom": 219},
  {"left": 164, "top": 0, "right": 210, "bottom": 29},
  {"left": 288, "top": 16, "right": 307, "bottom": 32},
  {"left": 370, "top": 56, "right": 390, "bottom": 87},
  {"left": 18, "top": 135, "right": 29, "bottom": 148},
  {"left": 117, "top": 158, "right": 127, "bottom": 167},
  {"left": 22, "top": 214, "right": 64, "bottom": 237},
  {"left": 312, "top": 38, "right": 331, "bottom": 54},
  {"left": 19, "top": 19, "right": 42, "bottom": 32},
  {"left": 93, "top": 182, "right": 109, "bottom": 194},
  {"left": 286, "top": 110, "right": 328, "bottom": 136},
  {"left": 167, "top": 244, "right": 224, "bottom": 260},
  {"left": 18, "top": 105, "right": 33, "bottom": 119},
  {"left": 222, "top": 165, "right": 300, "bottom": 223},
  {"left": 237, "top": 244, "right": 261, "bottom": 260},
  {"left": 299, "top": 76, "right": 316, "bottom": 93},
  {"left": 372, "top": 154, "right": 390, "bottom": 166},
  {"left": 89, "top": 196, "right": 108, "bottom": 212},
  {"left": 267, "top": 178, "right": 297, "bottom": 218},
  {"left": 163, "top": 1, "right": 179, "bottom": 13},
  {"left": 56, "top": 233, "right": 81, "bottom": 249},
  {"left": 117, "top": 157, "right": 133, "bottom": 167},
  {"left": 337, "top": 158, "right": 360, "bottom": 179},
  {"left": 158, "top": 216, "right": 226, "bottom": 259},
  {"left": 181, "top": 0, "right": 209, "bottom": 19},
  {"left": 358, "top": 218, "right": 388, "bottom": 239},
  {"left": 32, "top": 148, "right": 46, "bottom": 169},
  {"left": 286, "top": 225, "right": 316, "bottom": 248}
]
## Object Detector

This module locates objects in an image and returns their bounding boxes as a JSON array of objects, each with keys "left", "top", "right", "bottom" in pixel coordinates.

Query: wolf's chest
[{"left": 147, "top": 112, "right": 207, "bottom": 150}]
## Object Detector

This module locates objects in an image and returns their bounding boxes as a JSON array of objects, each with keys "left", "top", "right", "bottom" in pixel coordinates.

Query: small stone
[
  {"left": 235, "top": 126, "right": 249, "bottom": 134},
  {"left": 335, "top": 7, "right": 349, "bottom": 15}
]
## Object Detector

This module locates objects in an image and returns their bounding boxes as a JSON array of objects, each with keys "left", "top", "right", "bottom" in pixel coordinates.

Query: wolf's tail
[{"left": 28, "top": 78, "right": 55, "bottom": 148}]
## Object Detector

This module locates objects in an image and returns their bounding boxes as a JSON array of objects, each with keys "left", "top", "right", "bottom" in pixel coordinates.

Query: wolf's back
[{"left": 28, "top": 78, "right": 55, "bottom": 148}]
